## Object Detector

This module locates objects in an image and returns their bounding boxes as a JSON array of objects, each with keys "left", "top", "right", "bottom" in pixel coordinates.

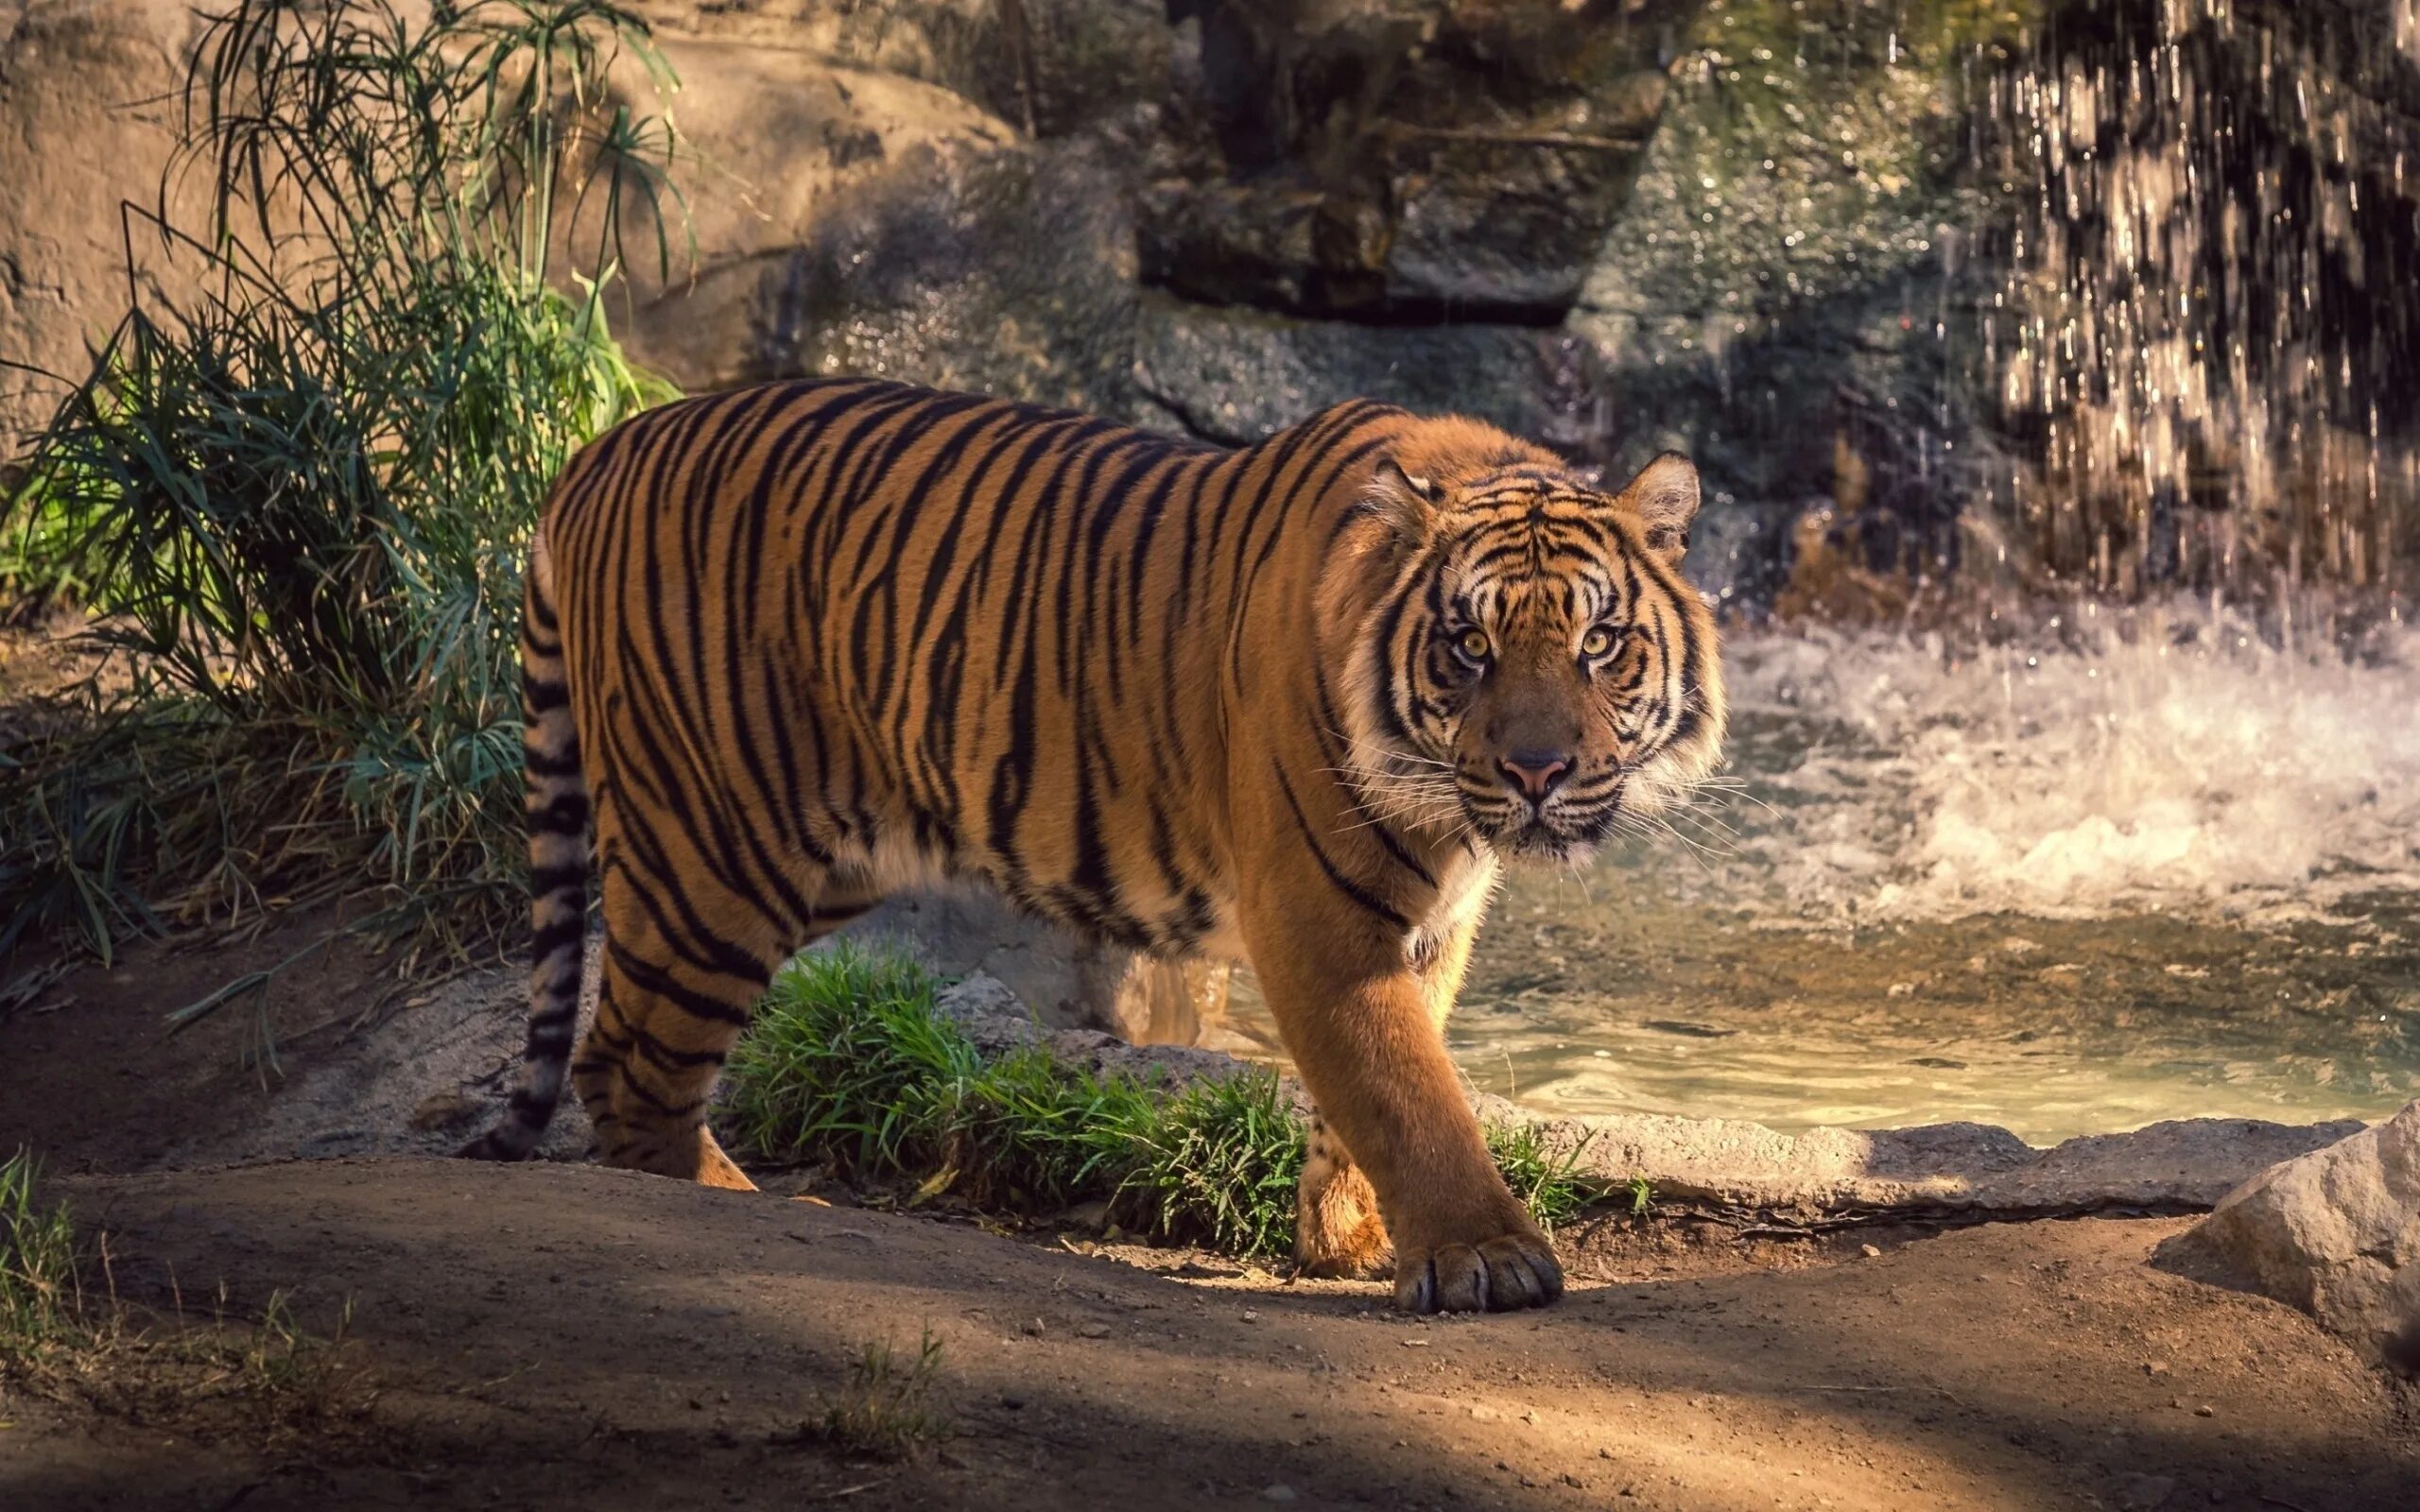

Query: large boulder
[
  {"left": 2156, "top": 1100, "right": 2420, "bottom": 1376},
  {"left": 1142, "top": 0, "right": 1685, "bottom": 321},
  {"left": 856, "top": 891, "right": 1232, "bottom": 1046}
]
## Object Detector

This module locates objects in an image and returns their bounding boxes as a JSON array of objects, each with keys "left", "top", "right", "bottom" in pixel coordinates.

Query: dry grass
[{"left": 1, "top": 1150, "right": 372, "bottom": 1444}]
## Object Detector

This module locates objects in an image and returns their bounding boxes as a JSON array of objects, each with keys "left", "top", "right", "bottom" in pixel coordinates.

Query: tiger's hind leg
[
  {"left": 1295, "top": 1109, "right": 1392, "bottom": 1279},
  {"left": 573, "top": 850, "right": 876, "bottom": 1190}
]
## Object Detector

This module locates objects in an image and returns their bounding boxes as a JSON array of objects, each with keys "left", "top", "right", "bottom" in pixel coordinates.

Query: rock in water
[{"left": 2156, "top": 1099, "right": 2420, "bottom": 1376}]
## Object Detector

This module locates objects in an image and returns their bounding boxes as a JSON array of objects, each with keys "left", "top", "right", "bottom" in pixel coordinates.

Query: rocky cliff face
[
  {"left": 14, "top": 1, "right": 2414, "bottom": 606},
  {"left": 0, "top": 0, "right": 212, "bottom": 458}
]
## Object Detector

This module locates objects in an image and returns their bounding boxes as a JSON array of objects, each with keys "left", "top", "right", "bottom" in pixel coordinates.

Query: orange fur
[{"left": 465, "top": 381, "right": 1726, "bottom": 1314}]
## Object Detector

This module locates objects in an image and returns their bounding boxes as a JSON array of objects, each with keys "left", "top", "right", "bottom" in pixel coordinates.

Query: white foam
[{"left": 1716, "top": 607, "right": 2420, "bottom": 922}]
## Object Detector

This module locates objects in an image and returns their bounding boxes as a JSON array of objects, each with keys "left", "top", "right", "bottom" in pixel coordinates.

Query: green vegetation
[
  {"left": 724, "top": 945, "right": 1619, "bottom": 1259},
  {"left": 811, "top": 1329, "right": 951, "bottom": 1461},
  {"left": 1, "top": 1151, "right": 81, "bottom": 1370},
  {"left": 723, "top": 945, "right": 1308, "bottom": 1256},
  {"left": 0, "top": 0, "right": 683, "bottom": 989},
  {"left": 1482, "top": 1120, "right": 1595, "bottom": 1230}
]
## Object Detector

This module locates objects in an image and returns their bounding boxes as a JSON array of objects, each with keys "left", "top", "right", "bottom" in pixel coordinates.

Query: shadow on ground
[{"left": 6, "top": 1159, "right": 2411, "bottom": 1512}]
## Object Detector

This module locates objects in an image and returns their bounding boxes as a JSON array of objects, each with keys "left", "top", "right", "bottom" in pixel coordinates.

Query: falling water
[{"left": 1986, "top": 0, "right": 2420, "bottom": 601}]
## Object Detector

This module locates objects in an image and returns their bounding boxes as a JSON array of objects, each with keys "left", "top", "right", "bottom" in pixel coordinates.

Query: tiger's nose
[{"left": 1497, "top": 751, "right": 1573, "bottom": 802}]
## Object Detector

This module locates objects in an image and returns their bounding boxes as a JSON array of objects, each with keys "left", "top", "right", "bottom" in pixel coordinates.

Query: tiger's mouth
[{"left": 1463, "top": 786, "right": 1621, "bottom": 864}]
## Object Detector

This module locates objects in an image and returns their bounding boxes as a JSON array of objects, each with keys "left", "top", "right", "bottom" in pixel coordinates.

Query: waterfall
[{"left": 1987, "top": 0, "right": 2420, "bottom": 603}]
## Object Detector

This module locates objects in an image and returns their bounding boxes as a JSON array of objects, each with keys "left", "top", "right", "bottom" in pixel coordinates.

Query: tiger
[{"left": 463, "top": 378, "right": 1725, "bottom": 1314}]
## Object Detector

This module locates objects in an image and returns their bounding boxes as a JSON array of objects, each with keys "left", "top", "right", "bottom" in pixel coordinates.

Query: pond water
[{"left": 1227, "top": 608, "right": 2420, "bottom": 1143}]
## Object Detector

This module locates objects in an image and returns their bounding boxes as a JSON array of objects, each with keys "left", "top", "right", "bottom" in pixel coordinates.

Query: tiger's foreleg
[
  {"left": 1293, "top": 908, "right": 1480, "bottom": 1280},
  {"left": 1241, "top": 891, "right": 1559, "bottom": 1314}
]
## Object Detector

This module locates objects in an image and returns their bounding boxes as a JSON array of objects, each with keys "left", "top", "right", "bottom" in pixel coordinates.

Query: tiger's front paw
[{"left": 1393, "top": 1223, "right": 1563, "bottom": 1314}]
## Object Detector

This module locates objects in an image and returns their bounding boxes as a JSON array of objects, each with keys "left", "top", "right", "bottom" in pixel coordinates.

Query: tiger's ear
[
  {"left": 1609, "top": 451, "right": 1700, "bottom": 564},
  {"left": 1361, "top": 457, "right": 1443, "bottom": 544}
]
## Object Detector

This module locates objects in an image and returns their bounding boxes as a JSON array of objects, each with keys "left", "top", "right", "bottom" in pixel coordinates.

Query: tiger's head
[{"left": 1338, "top": 422, "right": 1728, "bottom": 865}]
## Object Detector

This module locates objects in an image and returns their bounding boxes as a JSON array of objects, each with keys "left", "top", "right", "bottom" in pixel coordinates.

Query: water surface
[{"left": 1226, "top": 619, "right": 2420, "bottom": 1144}]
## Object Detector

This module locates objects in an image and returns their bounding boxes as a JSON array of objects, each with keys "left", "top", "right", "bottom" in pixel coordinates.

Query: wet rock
[
  {"left": 1567, "top": 0, "right": 2025, "bottom": 605},
  {"left": 1968, "top": 1117, "right": 2367, "bottom": 1214},
  {"left": 2155, "top": 1099, "right": 2420, "bottom": 1376}
]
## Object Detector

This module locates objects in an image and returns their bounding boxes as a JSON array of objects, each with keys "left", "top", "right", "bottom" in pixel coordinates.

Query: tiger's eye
[
  {"left": 1581, "top": 627, "right": 1616, "bottom": 658},
  {"left": 1457, "top": 627, "right": 1492, "bottom": 661}
]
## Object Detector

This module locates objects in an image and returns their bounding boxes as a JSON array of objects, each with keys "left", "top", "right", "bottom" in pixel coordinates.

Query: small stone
[
  {"left": 1402, "top": 1337, "right": 1430, "bottom": 1348},
  {"left": 1022, "top": 1317, "right": 1046, "bottom": 1336},
  {"left": 1860, "top": 1244, "right": 1882, "bottom": 1259},
  {"left": 1261, "top": 1486, "right": 1297, "bottom": 1503},
  {"left": 1599, "top": 1448, "right": 1616, "bottom": 1459},
  {"left": 1078, "top": 1322, "right": 1111, "bottom": 1339},
  {"left": 2193, "top": 1403, "right": 2215, "bottom": 1418},
  {"left": 1241, "top": 1309, "right": 1260, "bottom": 1322},
  {"left": 2143, "top": 1360, "right": 2171, "bottom": 1378},
  {"left": 1887, "top": 981, "right": 1915, "bottom": 998},
  {"left": 1469, "top": 1405, "right": 1502, "bottom": 1421}
]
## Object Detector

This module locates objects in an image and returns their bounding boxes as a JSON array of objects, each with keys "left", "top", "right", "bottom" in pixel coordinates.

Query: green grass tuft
[
  {"left": 724, "top": 944, "right": 1306, "bottom": 1254},
  {"left": 1, "top": 1150, "right": 82, "bottom": 1367},
  {"left": 725, "top": 945, "right": 1629, "bottom": 1260},
  {"left": 812, "top": 1329, "right": 950, "bottom": 1461},
  {"left": 1483, "top": 1120, "right": 1595, "bottom": 1231}
]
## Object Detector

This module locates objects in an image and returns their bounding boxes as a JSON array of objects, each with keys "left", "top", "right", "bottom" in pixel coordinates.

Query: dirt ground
[{"left": 4, "top": 931, "right": 2418, "bottom": 1511}]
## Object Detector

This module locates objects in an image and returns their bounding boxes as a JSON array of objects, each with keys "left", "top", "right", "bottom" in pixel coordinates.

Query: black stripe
[{"left": 1273, "top": 762, "right": 1410, "bottom": 933}]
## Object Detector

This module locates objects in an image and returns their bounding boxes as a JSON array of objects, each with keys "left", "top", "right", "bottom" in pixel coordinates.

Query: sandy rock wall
[{"left": 0, "top": 0, "right": 212, "bottom": 457}]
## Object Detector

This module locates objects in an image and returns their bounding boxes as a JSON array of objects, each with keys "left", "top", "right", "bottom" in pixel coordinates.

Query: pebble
[
  {"left": 1261, "top": 1486, "right": 1297, "bottom": 1503},
  {"left": 1860, "top": 1244, "right": 1882, "bottom": 1259},
  {"left": 2194, "top": 1403, "right": 2216, "bottom": 1418},
  {"left": 1077, "top": 1322, "right": 1111, "bottom": 1339}
]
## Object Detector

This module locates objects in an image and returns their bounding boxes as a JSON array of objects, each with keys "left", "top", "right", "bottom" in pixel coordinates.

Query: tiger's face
[{"left": 1345, "top": 445, "right": 1728, "bottom": 865}]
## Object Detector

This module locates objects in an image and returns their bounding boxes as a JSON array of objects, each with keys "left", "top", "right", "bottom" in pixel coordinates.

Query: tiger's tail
[{"left": 460, "top": 528, "right": 587, "bottom": 1161}]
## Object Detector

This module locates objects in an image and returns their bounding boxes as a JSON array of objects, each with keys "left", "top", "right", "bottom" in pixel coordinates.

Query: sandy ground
[
  {"left": 3, "top": 930, "right": 2417, "bottom": 1510},
  {"left": 9, "top": 1160, "right": 2415, "bottom": 1512}
]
